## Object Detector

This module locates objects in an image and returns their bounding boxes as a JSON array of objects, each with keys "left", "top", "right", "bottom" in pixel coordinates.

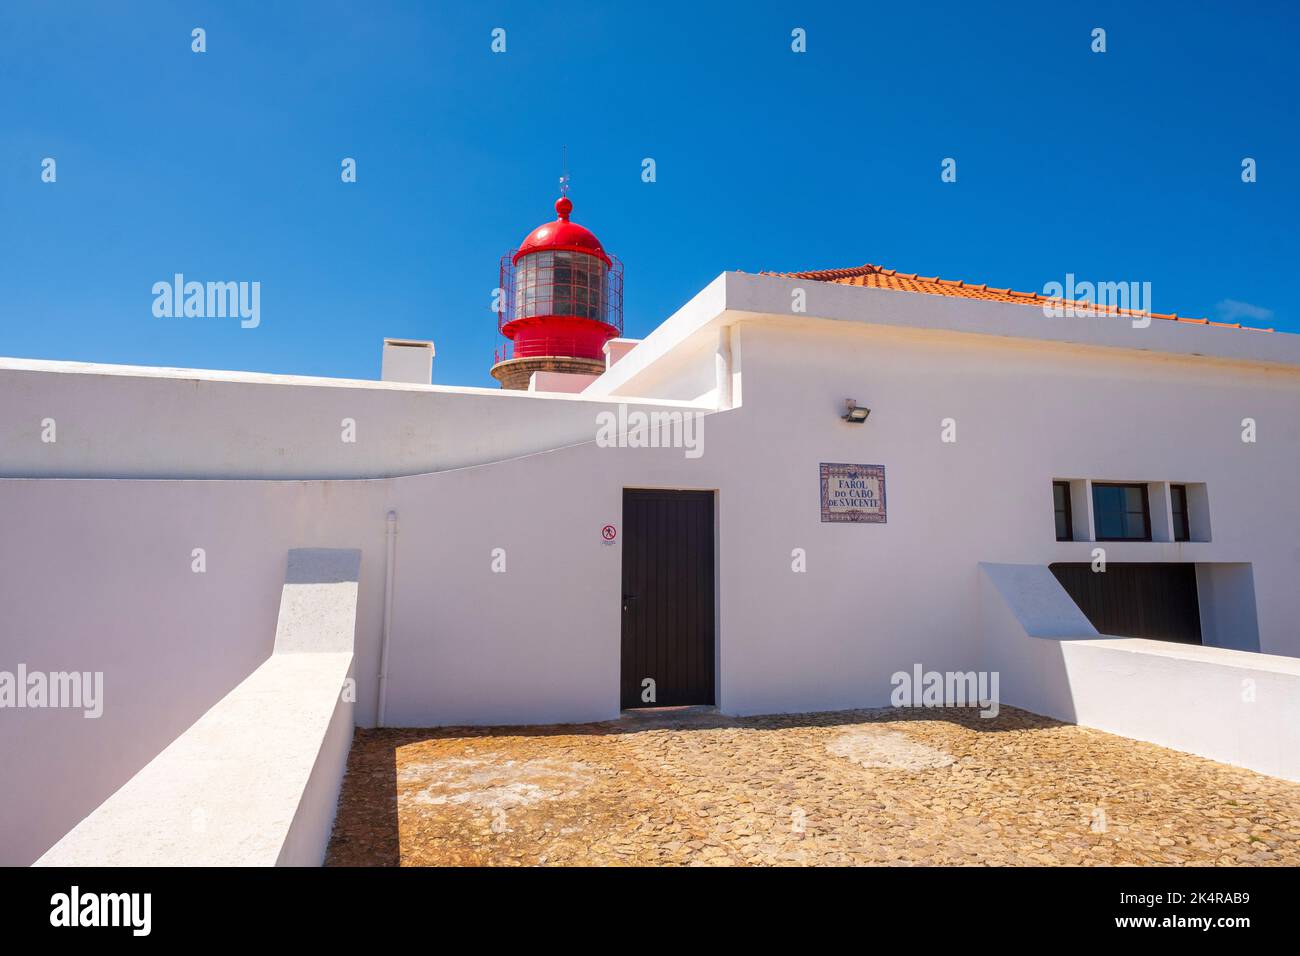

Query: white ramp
[
  {"left": 37, "top": 548, "right": 361, "bottom": 867},
  {"left": 980, "top": 561, "right": 1300, "bottom": 783}
]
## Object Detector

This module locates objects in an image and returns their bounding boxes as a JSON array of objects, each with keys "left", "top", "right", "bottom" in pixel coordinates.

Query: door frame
[{"left": 619, "top": 486, "right": 720, "bottom": 710}]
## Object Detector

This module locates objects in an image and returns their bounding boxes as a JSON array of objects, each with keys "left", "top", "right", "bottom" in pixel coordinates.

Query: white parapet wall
[
  {"left": 0, "top": 357, "right": 714, "bottom": 480},
  {"left": 36, "top": 549, "right": 361, "bottom": 866},
  {"left": 980, "top": 562, "right": 1300, "bottom": 782},
  {"left": 528, "top": 370, "right": 602, "bottom": 393}
]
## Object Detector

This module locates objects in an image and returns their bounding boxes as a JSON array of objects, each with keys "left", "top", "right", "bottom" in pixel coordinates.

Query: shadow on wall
[
  {"left": 34, "top": 548, "right": 361, "bottom": 867},
  {"left": 0, "top": 480, "right": 298, "bottom": 865},
  {"left": 980, "top": 562, "right": 1094, "bottom": 725}
]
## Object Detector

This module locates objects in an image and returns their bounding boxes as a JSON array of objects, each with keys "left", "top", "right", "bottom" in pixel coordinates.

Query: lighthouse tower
[{"left": 491, "top": 194, "right": 623, "bottom": 389}]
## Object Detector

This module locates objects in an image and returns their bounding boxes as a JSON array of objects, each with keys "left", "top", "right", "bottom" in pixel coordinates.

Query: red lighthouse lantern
[{"left": 491, "top": 195, "right": 624, "bottom": 389}]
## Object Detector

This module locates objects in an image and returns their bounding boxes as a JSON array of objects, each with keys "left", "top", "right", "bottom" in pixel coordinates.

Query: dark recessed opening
[{"left": 1051, "top": 562, "right": 1201, "bottom": 644}]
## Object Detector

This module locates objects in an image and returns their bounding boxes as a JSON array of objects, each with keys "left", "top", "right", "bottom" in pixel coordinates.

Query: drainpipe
[{"left": 376, "top": 510, "right": 398, "bottom": 727}]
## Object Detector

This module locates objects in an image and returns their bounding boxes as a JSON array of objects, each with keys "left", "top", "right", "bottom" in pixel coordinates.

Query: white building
[{"left": 3, "top": 197, "right": 1299, "bottom": 866}]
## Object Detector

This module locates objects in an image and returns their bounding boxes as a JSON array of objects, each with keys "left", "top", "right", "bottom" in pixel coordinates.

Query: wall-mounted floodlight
[{"left": 842, "top": 399, "right": 871, "bottom": 423}]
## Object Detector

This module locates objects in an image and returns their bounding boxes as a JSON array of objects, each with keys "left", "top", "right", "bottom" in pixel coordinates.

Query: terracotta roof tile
[{"left": 763, "top": 263, "right": 1273, "bottom": 333}]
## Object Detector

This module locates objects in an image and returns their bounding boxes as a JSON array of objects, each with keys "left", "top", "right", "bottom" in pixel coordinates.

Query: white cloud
[{"left": 1214, "top": 299, "right": 1274, "bottom": 323}]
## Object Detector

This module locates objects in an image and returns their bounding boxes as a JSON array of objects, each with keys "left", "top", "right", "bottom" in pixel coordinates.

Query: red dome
[{"left": 512, "top": 197, "right": 612, "bottom": 267}]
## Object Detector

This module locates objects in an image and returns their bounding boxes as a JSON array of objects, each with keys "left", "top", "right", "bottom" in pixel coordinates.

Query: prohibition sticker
[{"left": 601, "top": 524, "right": 617, "bottom": 542}]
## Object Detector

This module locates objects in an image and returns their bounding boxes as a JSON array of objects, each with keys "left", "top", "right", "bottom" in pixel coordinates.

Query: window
[
  {"left": 1053, "top": 481, "right": 1073, "bottom": 541},
  {"left": 1092, "top": 483, "right": 1151, "bottom": 541},
  {"left": 1170, "top": 484, "right": 1190, "bottom": 542},
  {"left": 513, "top": 250, "right": 607, "bottom": 322}
]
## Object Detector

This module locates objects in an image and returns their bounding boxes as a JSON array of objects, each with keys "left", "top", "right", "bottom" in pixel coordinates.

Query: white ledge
[{"left": 35, "top": 653, "right": 354, "bottom": 867}]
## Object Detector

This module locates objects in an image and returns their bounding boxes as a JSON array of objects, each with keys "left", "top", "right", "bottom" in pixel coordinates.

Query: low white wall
[
  {"left": 981, "top": 563, "right": 1300, "bottom": 782},
  {"left": 0, "top": 480, "right": 386, "bottom": 865},
  {"left": 529, "top": 370, "right": 600, "bottom": 393},
  {"left": 279, "top": 667, "right": 355, "bottom": 866},
  {"left": 36, "top": 652, "right": 355, "bottom": 866},
  {"left": 0, "top": 358, "right": 709, "bottom": 480},
  {"left": 35, "top": 548, "right": 361, "bottom": 867}
]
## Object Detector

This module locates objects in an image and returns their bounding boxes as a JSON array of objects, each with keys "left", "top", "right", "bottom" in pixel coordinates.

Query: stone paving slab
[{"left": 325, "top": 706, "right": 1300, "bottom": 866}]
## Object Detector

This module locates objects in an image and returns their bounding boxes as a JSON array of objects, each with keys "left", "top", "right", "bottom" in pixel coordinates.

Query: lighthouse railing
[
  {"left": 494, "top": 336, "right": 615, "bottom": 364},
  {"left": 496, "top": 250, "right": 623, "bottom": 338}
]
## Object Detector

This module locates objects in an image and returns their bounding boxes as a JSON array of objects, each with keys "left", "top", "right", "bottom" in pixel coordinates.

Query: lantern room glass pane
[{"left": 514, "top": 250, "right": 607, "bottom": 321}]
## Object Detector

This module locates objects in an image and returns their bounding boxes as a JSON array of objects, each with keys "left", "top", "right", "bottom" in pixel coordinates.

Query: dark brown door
[
  {"left": 1050, "top": 562, "right": 1202, "bottom": 644},
  {"left": 621, "top": 489, "right": 715, "bottom": 709}
]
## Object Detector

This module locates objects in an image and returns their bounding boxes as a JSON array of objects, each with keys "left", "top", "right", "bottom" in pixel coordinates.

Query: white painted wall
[
  {"left": 36, "top": 652, "right": 357, "bottom": 866},
  {"left": 0, "top": 358, "right": 708, "bottom": 479},
  {"left": 529, "top": 370, "right": 600, "bottom": 393},
  {"left": 980, "top": 563, "right": 1300, "bottom": 782},
  {"left": 0, "top": 479, "right": 385, "bottom": 865},
  {"left": 733, "top": 320, "right": 1300, "bottom": 659},
  {"left": 592, "top": 327, "right": 722, "bottom": 404},
  {"left": 34, "top": 547, "right": 362, "bottom": 866},
  {"left": 1197, "top": 563, "right": 1261, "bottom": 652},
  {"left": 4, "top": 274, "right": 1300, "bottom": 862},
  {"left": 603, "top": 338, "right": 641, "bottom": 369}
]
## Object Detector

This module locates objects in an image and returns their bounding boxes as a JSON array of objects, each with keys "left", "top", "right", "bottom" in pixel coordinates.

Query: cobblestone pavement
[{"left": 325, "top": 706, "right": 1300, "bottom": 866}]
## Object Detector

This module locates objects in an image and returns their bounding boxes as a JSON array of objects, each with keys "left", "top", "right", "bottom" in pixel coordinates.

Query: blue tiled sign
[{"left": 820, "top": 462, "right": 887, "bottom": 523}]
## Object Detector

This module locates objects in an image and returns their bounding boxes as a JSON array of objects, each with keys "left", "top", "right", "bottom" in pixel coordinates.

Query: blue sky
[{"left": 1, "top": 1, "right": 1296, "bottom": 386}]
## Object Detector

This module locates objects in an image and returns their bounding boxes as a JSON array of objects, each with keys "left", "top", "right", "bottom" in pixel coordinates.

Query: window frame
[
  {"left": 1091, "top": 481, "right": 1152, "bottom": 542},
  {"left": 1170, "top": 483, "right": 1190, "bottom": 542},
  {"left": 1052, "top": 481, "right": 1074, "bottom": 542},
  {"left": 514, "top": 249, "right": 608, "bottom": 321}
]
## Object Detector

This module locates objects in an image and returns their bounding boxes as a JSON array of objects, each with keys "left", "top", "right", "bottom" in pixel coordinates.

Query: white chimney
[
  {"left": 381, "top": 338, "right": 435, "bottom": 384},
  {"left": 603, "top": 338, "right": 640, "bottom": 370}
]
